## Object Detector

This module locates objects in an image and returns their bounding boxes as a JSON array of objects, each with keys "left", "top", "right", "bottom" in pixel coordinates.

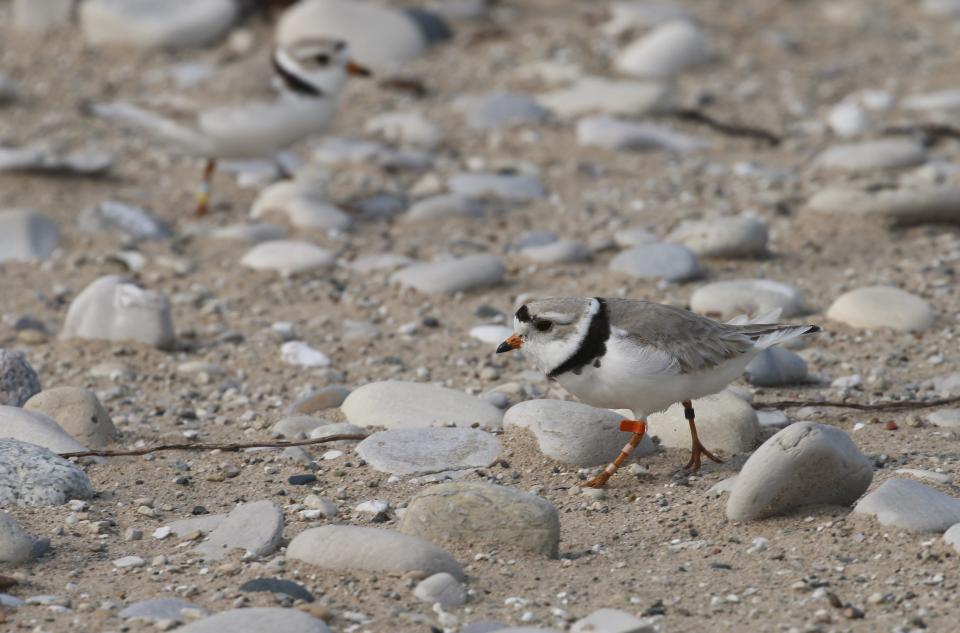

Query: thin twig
[
  {"left": 667, "top": 109, "right": 782, "bottom": 146},
  {"left": 754, "top": 395, "right": 960, "bottom": 412},
  {"left": 883, "top": 123, "right": 960, "bottom": 145},
  {"left": 58, "top": 434, "right": 368, "bottom": 459}
]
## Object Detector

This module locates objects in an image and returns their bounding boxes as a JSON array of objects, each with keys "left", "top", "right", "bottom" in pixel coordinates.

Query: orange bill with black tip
[
  {"left": 346, "top": 61, "right": 371, "bottom": 77},
  {"left": 495, "top": 334, "right": 522, "bottom": 354}
]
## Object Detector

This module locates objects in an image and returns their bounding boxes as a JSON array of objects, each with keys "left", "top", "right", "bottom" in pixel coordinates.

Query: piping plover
[
  {"left": 92, "top": 38, "right": 370, "bottom": 216},
  {"left": 496, "top": 297, "right": 820, "bottom": 487}
]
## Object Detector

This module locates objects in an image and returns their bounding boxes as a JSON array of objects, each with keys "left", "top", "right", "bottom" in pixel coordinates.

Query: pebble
[
  {"left": 0, "top": 406, "right": 90, "bottom": 454},
  {"left": 342, "top": 381, "right": 503, "bottom": 429},
  {"left": 113, "top": 555, "right": 145, "bottom": 568},
  {"left": 756, "top": 409, "right": 790, "bottom": 429},
  {"left": 827, "top": 101, "right": 871, "bottom": 137},
  {"left": 0, "top": 143, "right": 113, "bottom": 176},
  {"left": 455, "top": 92, "right": 550, "bottom": 129},
  {"left": 537, "top": 76, "right": 673, "bottom": 117},
  {"left": 287, "top": 525, "right": 464, "bottom": 578},
  {"left": 209, "top": 222, "right": 287, "bottom": 243},
  {"left": 616, "top": 20, "right": 710, "bottom": 78},
  {"left": 250, "top": 181, "right": 352, "bottom": 231},
  {"left": 928, "top": 373, "right": 960, "bottom": 395},
  {"left": 944, "top": 522, "right": 960, "bottom": 553},
  {"left": 666, "top": 216, "right": 768, "bottom": 258},
  {"left": 271, "top": 415, "right": 329, "bottom": 439},
  {"left": 503, "top": 399, "right": 655, "bottom": 467},
  {"left": 119, "top": 599, "right": 208, "bottom": 623},
  {"left": 726, "top": 422, "right": 873, "bottom": 521},
  {"left": 895, "top": 468, "right": 953, "bottom": 485},
  {"left": 689, "top": 279, "right": 806, "bottom": 319},
  {"left": 0, "top": 440, "right": 93, "bottom": 506},
  {"left": 0, "top": 350, "right": 41, "bottom": 407},
  {"left": 177, "top": 607, "right": 330, "bottom": 633},
  {"left": 390, "top": 254, "right": 505, "bottom": 293},
  {"left": 357, "top": 427, "right": 501, "bottom": 475},
  {"left": 81, "top": 0, "right": 238, "bottom": 49},
  {"left": 744, "top": 347, "right": 809, "bottom": 387},
  {"left": 404, "top": 194, "right": 484, "bottom": 222},
  {"left": 805, "top": 186, "right": 960, "bottom": 225},
  {"left": 24, "top": 387, "right": 116, "bottom": 448},
  {"left": 77, "top": 200, "right": 172, "bottom": 240},
  {"left": 927, "top": 409, "right": 960, "bottom": 428},
  {"left": 519, "top": 239, "right": 591, "bottom": 264},
  {"left": 349, "top": 253, "right": 415, "bottom": 272},
  {"left": 61, "top": 275, "right": 175, "bottom": 349},
  {"left": 303, "top": 495, "right": 338, "bottom": 518},
  {"left": 308, "top": 422, "right": 366, "bottom": 442},
  {"left": 399, "top": 482, "right": 560, "bottom": 558},
  {"left": 0, "top": 511, "right": 39, "bottom": 564},
  {"left": 815, "top": 139, "right": 926, "bottom": 172},
  {"left": 276, "top": 0, "right": 432, "bottom": 68},
  {"left": 609, "top": 243, "right": 701, "bottom": 282},
  {"left": 854, "top": 478, "right": 960, "bottom": 533},
  {"left": 648, "top": 390, "right": 759, "bottom": 455},
  {"left": 366, "top": 111, "right": 445, "bottom": 149},
  {"left": 826, "top": 286, "right": 934, "bottom": 332},
  {"left": 193, "top": 500, "right": 284, "bottom": 560},
  {"left": 902, "top": 89, "right": 960, "bottom": 116},
  {"left": 238, "top": 578, "right": 314, "bottom": 603},
  {"left": 469, "top": 325, "right": 514, "bottom": 344},
  {"left": 240, "top": 241, "right": 335, "bottom": 276},
  {"left": 577, "top": 117, "right": 705, "bottom": 152},
  {"left": 414, "top": 572, "right": 467, "bottom": 606},
  {"left": 0, "top": 209, "right": 60, "bottom": 262},
  {"left": 448, "top": 172, "right": 545, "bottom": 202},
  {"left": 280, "top": 342, "right": 331, "bottom": 368},
  {"left": 571, "top": 609, "right": 656, "bottom": 633}
]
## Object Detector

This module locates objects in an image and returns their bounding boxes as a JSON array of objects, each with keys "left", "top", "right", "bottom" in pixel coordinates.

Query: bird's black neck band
[
  {"left": 272, "top": 54, "right": 324, "bottom": 97},
  {"left": 548, "top": 297, "right": 610, "bottom": 378}
]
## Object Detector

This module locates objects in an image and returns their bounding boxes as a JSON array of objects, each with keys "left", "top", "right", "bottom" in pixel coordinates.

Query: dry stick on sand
[
  {"left": 665, "top": 108, "right": 782, "bottom": 146},
  {"left": 58, "top": 434, "right": 368, "bottom": 459},
  {"left": 56, "top": 395, "right": 960, "bottom": 459},
  {"left": 882, "top": 123, "right": 960, "bottom": 145}
]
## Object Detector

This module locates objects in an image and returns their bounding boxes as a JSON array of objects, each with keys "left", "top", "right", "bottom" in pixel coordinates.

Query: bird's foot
[
  {"left": 583, "top": 471, "right": 611, "bottom": 489},
  {"left": 684, "top": 440, "right": 723, "bottom": 472}
]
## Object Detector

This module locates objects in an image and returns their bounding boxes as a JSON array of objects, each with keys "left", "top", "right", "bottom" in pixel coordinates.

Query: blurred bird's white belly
[{"left": 555, "top": 335, "right": 757, "bottom": 417}]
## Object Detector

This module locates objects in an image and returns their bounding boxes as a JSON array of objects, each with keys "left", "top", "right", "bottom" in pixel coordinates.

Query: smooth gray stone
[
  {"left": 405, "top": 194, "right": 483, "bottom": 222},
  {"left": 649, "top": 390, "right": 759, "bottom": 454},
  {"left": 365, "top": 111, "right": 445, "bottom": 149},
  {"left": 358, "top": 427, "right": 500, "bottom": 476},
  {"left": 119, "top": 598, "right": 208, "bottom": 622},
  {"left": 944, "top": 522, "right": 960, "bottom": 553},
  {"left": 24, "top": 387, "right": 117, "bottom": 448},
  {"left": 286, "top": 386, "right": 352, "bottom": 415},
  {"left": 287, "top": 525, "right": 464, "bottom": 579},
  {"left": 78, "top": 200, "right": 171, "bottom": 240},
  {"left": 81, "top": 0, "right": 238, "bottom": 49},
  {"left": 929, "top": 373, "right": 960, "bottom": 395},
  {"left": 727, "top": 422, "right": 872, "bottom": 521},
  {"left": 854, "top": 478, "right": 960, "bottom": 533},
  {"left": 538, "top": 76, "right": 673, "bottom": 118},
  {"left": 690, "top": 279, "right": 806, "bottom": 319},
  {"left": 168, "top": 513, "right": 226, "bottom": 536},
  {"left": 615, "top": 20, "right": 710, "bottom": 78},
  {"left": 571, "top": 608, "right": 656, "bottom": 633},
  {"left": 927, "top": 408, "right": 960, "bottom": 428},
  {"left": 308, "top": 422, "right": 366, "bottom": 442},
  {"left": 400, "top": 482, "right": 560, "bottom": 558},
  {"left": 666, "top": 216, "right": 768, "bottom": 258},
  {"left": 609, "top": 243, "right": 701, "bottom": 282},
  {"left": 448, "top": 172, "right": 545, "bottom": 201},
  {"left": 805, "top": 186, "right": 960, "bottom": 225},
  {"left": 193, "top": 500, "right": 283, "bottom": 560},
  {"left": 176, "top": 607, "right": 329, "bottom": 633},
  {"left": 61, "top": 275, "right": 175, "bottom": 349},
  {"left": 0, "top": 511, "right": 38, "bottom": 564},
  {"left": 457, "top": 92, "right": 549, "bottom": 129},
  {"left": 271, "top": 415, "right": 330, "bottom": 440},
  {"left": 520, "top": 239, "right": 591, "bottom": 264},
  {"left": 391, "top": 254, "right": 505, "bottom": 294},
  {"left": 744, "top": 347, "right": 808, "bottom": 387},
  {"left": 503, "top": 399, "right": 655, "bottom": 467},
  {"left": 413, "top": 572, "right": 467, "bottom": 606},
  {"left": 576, "top": 116, "right": 704, "bottom": 152},
  {"left": 0, "top": 440, "right": 93, "bottom": 507},
  {"left": 0, "top": 209, "right": 60, "bottom": 262},
  {"left": 0, "top": 406, "right": 90, "bottom": 454},
  {"left": 815, "top": 139, "right": 926, "bottom": 173},
  {"left": 827, "top": 286, "right": 934, "bottom": 332},
  {"left": 0, "top": 349, "right": 41, "bottom": 406},
  {"left": 240, "top": 240, "right": 335, "bottom": 276},
  {"left": 341, "top": 381, "right": 504, "bottom": 430},
  {"left": 239, "top": 578, "right": 314, "bottom": 602}
]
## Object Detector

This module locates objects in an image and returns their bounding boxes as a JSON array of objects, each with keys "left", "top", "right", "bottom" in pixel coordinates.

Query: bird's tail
[
  {"left": 743, "top": 323, "right": 821, "bottom": 349},
  {"left": 91, "top": 101, "right": 207, "bottom": 154}
]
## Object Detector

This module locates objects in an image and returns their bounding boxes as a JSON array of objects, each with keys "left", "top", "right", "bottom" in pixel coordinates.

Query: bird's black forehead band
[{"left": 515, "top": 305, "right": 531, "bottom": 323}]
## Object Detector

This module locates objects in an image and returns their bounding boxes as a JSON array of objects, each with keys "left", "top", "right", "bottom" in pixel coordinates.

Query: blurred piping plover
[
  {"left": 92, "top": 38, "right": 370, "bottom": 216},
  {"left": 496, "top": 297, "right": 820, "bottom": 488}
]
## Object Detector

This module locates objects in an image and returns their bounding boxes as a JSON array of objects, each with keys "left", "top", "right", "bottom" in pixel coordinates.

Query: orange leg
[
  {"left": 584, "top": 419, "right": 647, "bottom": 488},
  {"left": 195, "top": 158, "right": 217, "bottom": 216},
  {"left": 682, "top": 400, "right": 722, "bottom": 471}
]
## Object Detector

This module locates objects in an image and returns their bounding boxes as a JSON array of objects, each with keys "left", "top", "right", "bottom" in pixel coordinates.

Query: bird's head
[
  {"left": 272, "top": 38, "right": 370, "bottom": 98},
  {"left": 496, "top": 297, "right": 598, "bottom": 373}
]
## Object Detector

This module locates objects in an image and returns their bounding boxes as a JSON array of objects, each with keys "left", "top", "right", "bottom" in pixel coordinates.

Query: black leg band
[{"left": 683, "top": 404, "right": 695, "bottom": 421}]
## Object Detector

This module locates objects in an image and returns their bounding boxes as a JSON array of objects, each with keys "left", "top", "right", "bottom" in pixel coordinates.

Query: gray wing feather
[{"left": 605, "top": 298, "right": 762, "bottom": 373}]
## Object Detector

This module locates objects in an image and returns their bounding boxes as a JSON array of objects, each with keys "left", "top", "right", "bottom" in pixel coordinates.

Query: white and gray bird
[
  {"left": 92, "top": 38, "right": 370, "bottom": 216},
  {"left": 496, "top": 297, "right": 820, "bottom": 487}
]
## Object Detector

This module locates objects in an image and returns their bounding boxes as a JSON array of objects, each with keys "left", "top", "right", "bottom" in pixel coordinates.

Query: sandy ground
[{"left": 1, "top": 1, "right": 960, "bottom": 632}]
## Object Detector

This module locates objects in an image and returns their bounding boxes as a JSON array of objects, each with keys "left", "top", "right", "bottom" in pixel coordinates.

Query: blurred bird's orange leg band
[
  {"left": 195, "top": 158, "right": 217, "bottom": 216},
  {"left": 584, "top": 419, "right": 647, "bottom": 488}
]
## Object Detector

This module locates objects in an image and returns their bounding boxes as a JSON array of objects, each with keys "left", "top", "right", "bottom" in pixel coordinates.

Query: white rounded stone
[
  {"left": 357, "top": 427, "right": 501, "bottom": 476},
  {"left": 503, "top": 399, "right": 655, "bottom": 467},
  {"left": 209, "top": 222, "right": 287, "bottom": 243},
  {"left": 827, "top": 286, "right": 934, "bottom": 332},
  {"left": 927, "top": 409, "right": 960, "bottom": 428},
  {"left": 520, "top": 239, "right": 591, "bottom": 263},
  {"left": 342, "top": 381, "right": 504, "bottom": 429},
  {"left": 390, "top": 254, "right": 505, "bottom": 293},
  {"left": 609, "top": 243, "right": 701, "bottom": 282},
  {"left": 815, "top": 139, "right": 926, "bottom": 173},
  {"left": 414, "top": 572, "right": 467, "bottom": 606},
  {"left": 455, "top": 92, "right": 550, "bottom": 129},
  {"left": 827, "top": 101, "right": 871, "bottom": 137},
  {"left": 690, "top": 279, "right": 806, "bottom": 319},
  {"left": 945, "top": 522, "right": 960, "bottom": 553},
  {"left": 0, "top": 209, "right": 59, "bottom": 262},
  {"left": 648, "top": 390, "right": 759, "bottom": 455},
  {"left": 576, "top": 116, "right": 705, "bottom": 152},
  {"left": 61, "top": 275, "right": 175, "bottom": 349},
  {"left": 193, "top": 500, "right": 284, "bottom": 560},
  {"left": 727, "top": 422, "right": 873, "bottom": 521},
  {"left": 666, "top": 216, "right": 768, "bottom": 258},
  {"left": 0, "top": 406, "right": 89, "bottom": 455},
  {"left": 81, "top": 0, "right": 237, "bottom": 49},
  {"left": 250, "top": 181, "right": 351, "bottom": 231},
  {"left": 615, "top": 20, "right": 710, "bottom": 79},
  {"left": 448, "top": 172, "right": 545, "bottom": 201},
  {"left": 902, "top": 89, "right": 960, "bottom": 116},
  {"left": 241, "top": 240, "right": 335, "bottom": 276},
  {"left": 538, "top": 76, "right": 673, "bottom": 118},
  {"left": 177, "top": 608, "right": 329, "bottom": 633},
  {"left": 854, "top": 478, "right": 960, "bottom": 533},
  {"left": 288, "top": 525, "right": 464, "bottom": 578},
  {"left": 805, "top": 186, "right": 960, "bottom": 225},
  {"left": 404, "top": 194, "right": 484, "bottom": 222},
  {"left": 744, "top": 347, "right": 808, "bottom": 387}
]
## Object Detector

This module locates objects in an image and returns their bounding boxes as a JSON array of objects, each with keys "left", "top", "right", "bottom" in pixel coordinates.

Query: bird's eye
[
  {"left": 314, "top": 54, "right": 330, "bottom": 65},
  {"left": 534, "top": 320, "right": 553, "bottom": 332}
]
